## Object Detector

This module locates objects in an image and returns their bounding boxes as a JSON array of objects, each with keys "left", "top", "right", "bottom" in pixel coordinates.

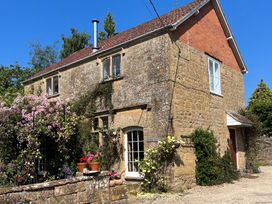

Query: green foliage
[
  {"left": 78, "top": 119, "right": 99, "bottom": 155},
  {"left": 0, "top": 95, "right": 82, "bottom": 186},
  {"left": 248, "top": 80, "right": 272, "bottom": 136},
  {"left": 98, "top": 13, "right": 116, "bottom": 42},
  {"left": 60, "top": 28, "right": 90, "bottom": 59},
  {"left": 240, "top": 110, "right": 261, "bottom": 172},
  {"left": 72, "top": 81, "right": 113, "bottom": 117},
  {"left": 249, "top": 80, "right": 272, "bottom": 103},
  {"left": 29, "top": 42, "right": 59, "bottom": 73},
  {"left": 99, "top": 128, "right": 123, "bottom": 170},
  {"left": 139, "top": 136, "right": 182, "bottom": 193},
  {"left": 220, "top": 150, "right": 239, "bottom": 182},
  {"left": 0, "top": 163, "right": 17, "bottom": 186},
  {"left": 0, "top": 64, "right": 33, "bottom": 105},
  {"left": 192, "top": 128, "right": 238, "bottom": 186}
]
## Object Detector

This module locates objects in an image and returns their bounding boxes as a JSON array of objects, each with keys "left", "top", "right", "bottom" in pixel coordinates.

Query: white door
[{"left": 124, "top": 128, "right": 144, "bottom": 178}]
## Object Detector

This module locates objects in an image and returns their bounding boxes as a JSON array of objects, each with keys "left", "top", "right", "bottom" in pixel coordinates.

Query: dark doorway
[{"left": 228, "top": 129, "right": 237, "bottom": 169}]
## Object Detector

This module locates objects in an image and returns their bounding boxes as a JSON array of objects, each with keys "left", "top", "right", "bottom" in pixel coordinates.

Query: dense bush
[
  {"left": 139, "top": 136, "right": 182, "bottom": 192},
  {"left": 248, "top": 80, "right": 272, "bottom": 136},
  {"left": 192, "top": 128, "right": 238, "bottom": 186},
  {"left": 0, "top": 94, "right": 82, "bottom": 185},
  {"left": 240, "top": 110, "right": 261, "bottom": 172}
]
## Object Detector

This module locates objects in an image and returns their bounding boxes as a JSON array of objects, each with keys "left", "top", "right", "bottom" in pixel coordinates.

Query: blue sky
[{"left": 0, "top": 0, "right": 271, "bottom": 103}]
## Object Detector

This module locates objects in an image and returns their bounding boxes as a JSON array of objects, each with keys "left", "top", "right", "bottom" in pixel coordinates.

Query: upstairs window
[
  {"left": 102, "top": 54, "right": 122, "bottom": 81},
  {"left": 112, "top": 54, "right": 121, "bottom": 78},
  {"left": 103, "top": 58, "right": 110, "bottom": 80},
  {"left": 208, "top": 57, "right": 221, "bottom": 95},
  {"left": 46, "top": 75, "right": 59, "bottom": 96}
]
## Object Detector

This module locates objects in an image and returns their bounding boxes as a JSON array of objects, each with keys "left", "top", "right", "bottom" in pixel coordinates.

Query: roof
[
  {"left": 226, "top": 112, "right": 254, "bottom": 127},
  {"left": 24, "top": 0, "right": 247, "bottom": 83}
]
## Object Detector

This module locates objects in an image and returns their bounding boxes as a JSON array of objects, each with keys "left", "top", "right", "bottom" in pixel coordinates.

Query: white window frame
[
  {"left": 101, "top": 53, "right": 122, "bottom": 81},
  {"left": 124, "top": 128, "right": 144, "bottom": 179},
  {"left": 46, "top": 75, "right": 60, "bottom": 97},
  {"left": 208, "top": 57, "right": 221, "bottom": 95}
]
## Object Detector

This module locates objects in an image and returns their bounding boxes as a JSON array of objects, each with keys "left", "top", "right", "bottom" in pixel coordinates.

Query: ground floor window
[{"left": 125, "top": 128, "right": 144, "bottom": 178}]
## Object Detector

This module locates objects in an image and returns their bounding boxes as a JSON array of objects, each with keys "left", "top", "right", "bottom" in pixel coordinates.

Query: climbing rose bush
[
  {"left": 139, "top": 136, "right": 183, "bottom": 192},
  {"left": 0, "top": 94, "right": 82, "bottom": 185}
]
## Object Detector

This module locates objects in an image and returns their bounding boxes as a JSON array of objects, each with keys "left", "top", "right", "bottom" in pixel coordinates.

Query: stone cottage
[{"left": 23, "top": 0, "right": 252, "bottom": 184}]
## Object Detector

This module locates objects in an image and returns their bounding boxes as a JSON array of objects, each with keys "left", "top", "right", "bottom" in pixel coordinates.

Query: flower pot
[
  {"left": 88, "top": 162, "right": 100, "bottom": 171},
  {"left": 77, "top": 162, "right": 87, "bottom": 172}
]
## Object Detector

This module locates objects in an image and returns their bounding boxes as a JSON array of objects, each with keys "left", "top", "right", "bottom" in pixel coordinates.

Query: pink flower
[{"left": 87, "top": 153, "right": 94, "bottom": 162}]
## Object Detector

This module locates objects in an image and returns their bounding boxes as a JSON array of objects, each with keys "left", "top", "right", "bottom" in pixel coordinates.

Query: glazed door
[{"left": 124, "top": 129, "right": 144, "bottom": 178}]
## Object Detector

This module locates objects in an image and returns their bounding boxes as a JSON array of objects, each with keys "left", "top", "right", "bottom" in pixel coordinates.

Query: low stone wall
[
  {"left": 0, "top": 175, "right": 130, "bottom": 204},
  {"left": 258, "top": 137, "right": 272, "bottom": 166}
]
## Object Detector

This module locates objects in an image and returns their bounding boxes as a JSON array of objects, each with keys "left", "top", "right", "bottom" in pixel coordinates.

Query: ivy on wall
[{"left": 72, "top": 81, "right": 113, "bottom": 118}]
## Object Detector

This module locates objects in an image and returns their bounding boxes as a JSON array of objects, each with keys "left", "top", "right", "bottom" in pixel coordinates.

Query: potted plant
[
  {"left": 77, "top": 156, "right": 87, "bottom": 172},
  {"left": 87, "top": 152, "right": 100, "bottom": 171}
]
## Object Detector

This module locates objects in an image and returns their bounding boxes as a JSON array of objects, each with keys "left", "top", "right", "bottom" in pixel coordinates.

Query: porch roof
[{"left": 226, "top": 112, "right": 254, "bottom": 127}]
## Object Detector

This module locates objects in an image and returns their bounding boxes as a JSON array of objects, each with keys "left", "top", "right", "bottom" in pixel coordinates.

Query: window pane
[
  {"left": 128, "top": 162, "right": 133, "bottom": 171},
  {"left": 101, "top": 116, "right": 109, "bottom": 129},
  {"left": 139, "top": 151, "right": 144, "bottom": 160},
  {"left": 209, "top": 60, "right": 214, "bottom": 92},
  {"left": 133, "top": 152, "right": 139, "bottom": 160},
  {"left": 133, "top": 142, "right": 138, "bottom": 152},
  {"left": 128, "top": 143, "right": 132, "bottom": 153},
  {"left": 133, "top": 131, "right": 138, "bottom": 141},
  {"left": 139, "top": 131, "right": 144, "bottom": 141},
  {"left": 46, "top": 78, "right": 52, "bottom": 96},
  {"left": 139, "top": 141, "right": 144, "bottom": 151},
  {"left": 134, "top": 161, "right": 139, "bottom": 172},
  {"left": 103, "top": 58, "right": 110, "bottom": 80},
  {"left": 112, "top": 54, "right": 121, "bottom": 77},
  {"left": 214, "top": 62, "right": 221, "bottom": 94},
  {"left": 53, "top": 76, "right": 59, "bottom": 95},
  {"left": 128, "top": 132, "right": 132, "bottom": 142}
]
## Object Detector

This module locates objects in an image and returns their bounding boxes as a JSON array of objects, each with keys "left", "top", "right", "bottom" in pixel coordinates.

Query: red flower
[{"left": 80, "top": 157, "right": 87, "bottom": 162}]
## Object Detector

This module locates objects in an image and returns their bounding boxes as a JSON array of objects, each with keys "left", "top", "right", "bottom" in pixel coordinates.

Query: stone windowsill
[
  {"left": 124, "top": 176, "right": 144, "bottom": 181},
  {"left": 210, "top": 91, "right": 223, "bottom": 98},
  {"left": 47, "top": 93, "right": 60, "bottom": 99},
  {"left": 101, "top": 76, "right": 124, "bottom": 83}
]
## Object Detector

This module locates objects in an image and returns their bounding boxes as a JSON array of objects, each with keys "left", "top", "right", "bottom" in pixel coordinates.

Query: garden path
[{"left": 129, "top": 166, "right": 272, "bottom": 204}]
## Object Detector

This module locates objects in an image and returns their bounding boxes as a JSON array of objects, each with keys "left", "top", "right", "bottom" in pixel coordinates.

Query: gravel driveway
[{"left": 129, "top": 166, "right": 272, "bottom": 204}]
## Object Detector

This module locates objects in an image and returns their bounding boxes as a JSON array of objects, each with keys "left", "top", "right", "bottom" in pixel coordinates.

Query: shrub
[
  {"left": 0, "top": 95, "right": 82, "bottom": 185},
  {"left": 138, "top": 136, "right": 182, "bottom": 192},
  {"left": 220, "top": 150, "right": 239, "bottom": 182},
  {"left": 192, "top": 128, "right": 238, "bottom": 186},
  {"left": 241, "top": 110, "right": 261, "bottom": 172}
]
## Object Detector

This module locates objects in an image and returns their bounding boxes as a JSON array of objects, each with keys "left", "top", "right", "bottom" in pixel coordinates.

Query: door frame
[
  {"left": 124, "top": 127, "right": 143, "bottom": 178},
  {"left": 229, "top": 128, "right": 239, "bottom": 170}
]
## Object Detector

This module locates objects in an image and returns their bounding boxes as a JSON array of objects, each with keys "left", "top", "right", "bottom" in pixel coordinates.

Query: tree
[
  {"left": 248, "top": 80, "right": 272, "bottom": 136},
  {"left": 29, "top": 42, "right": 59, "bottom": 73},
  {"left": 60, "top": 28, "right": 90, "bottom": 59},
  {"left": 98, "top": 13, "right": 116, "bottom": 42},
  {"left": 249, "top": 80, "right": 272, "bottom": 104},
  {"left": 0, "top": 64, "right": 33, "bottom": 104}
]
